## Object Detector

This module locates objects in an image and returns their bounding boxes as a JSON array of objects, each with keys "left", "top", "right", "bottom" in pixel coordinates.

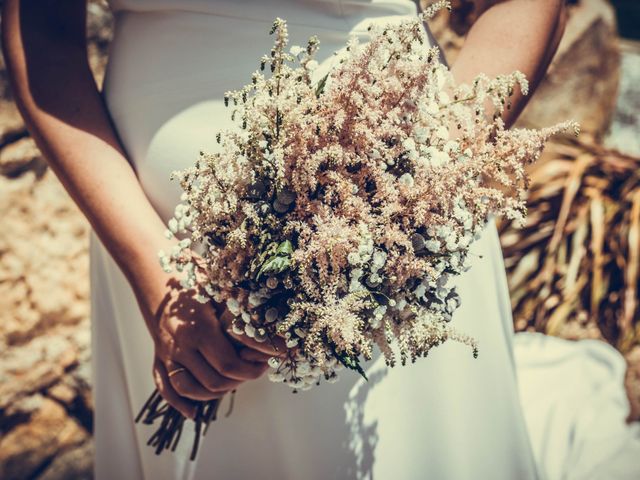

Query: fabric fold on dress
[{"left": 515, "top": 332, "right": 640, "bottom": 480}]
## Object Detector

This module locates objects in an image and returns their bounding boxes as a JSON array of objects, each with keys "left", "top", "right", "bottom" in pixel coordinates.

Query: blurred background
[{"left": 0, "top": 0, "right": 638, "bottom": 478}]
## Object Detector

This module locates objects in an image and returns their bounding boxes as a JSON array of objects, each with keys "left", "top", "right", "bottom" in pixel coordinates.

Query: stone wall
[{"left": 0, "top": 2, "right": 111, "bottom": 478}]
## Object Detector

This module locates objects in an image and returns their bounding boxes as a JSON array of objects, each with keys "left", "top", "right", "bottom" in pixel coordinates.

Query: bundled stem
[{"left": 135, "top": 390, "right": 234, "bottom": 460}]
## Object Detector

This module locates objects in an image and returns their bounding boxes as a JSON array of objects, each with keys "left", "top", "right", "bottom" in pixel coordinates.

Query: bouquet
[{"left": 136, "top": 0, "right": 579, "bottom": 459}]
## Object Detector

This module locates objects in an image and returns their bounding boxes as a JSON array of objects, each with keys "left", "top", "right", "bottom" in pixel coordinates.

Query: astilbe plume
[
  {"left": 141, "top": 0, "right": 578, "bottom": 459},
  {"left": 162, "top": 5, "right": 578, "bottom": 386}
]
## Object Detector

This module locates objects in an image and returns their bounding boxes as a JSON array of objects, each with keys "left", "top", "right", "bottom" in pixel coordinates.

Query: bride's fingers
[
  {"left": 238, "top": 347, "right": 273, "bottom": 363},
  {"left": 197, "top": 310, "right": 270, "bottom": 381},
  {"left": 224, "top": 327, "right": 287, "bottom": 357},
  {"left": 179, "top": 350, "right": 242, "bottom": 393},
  {"left": 165, "top": 360, "right": 226, "bottom": 401},
  {"left": 153, "top": 359, "right": 197, "bottom": 419},
  {"left": 199, "top": 335, "right": 269, "bottom": 381}
]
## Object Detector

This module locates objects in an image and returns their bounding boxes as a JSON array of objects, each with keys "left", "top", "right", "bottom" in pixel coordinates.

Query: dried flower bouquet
[{"left": 136, "top": 1, "right": 578, "bottom": 459}]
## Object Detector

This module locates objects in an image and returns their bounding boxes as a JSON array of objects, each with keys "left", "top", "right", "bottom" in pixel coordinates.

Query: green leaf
[
  {"left": 250, "top": 240, "right": 278, "bottom": 274},
  {"left": 328, "top": 342, "right": 368, "bottom": 381},
  {"left": 276, "top": 239, "right": 293, "bottom": 255},
  {"left": 256, "top": 255, "right": 291, "bottom": 280},
  {"left": 337, "top": 354, "right": 368, "bottom": 381},
  {"left": 315, "top": 73, "right": 329, "bottom": 98}
]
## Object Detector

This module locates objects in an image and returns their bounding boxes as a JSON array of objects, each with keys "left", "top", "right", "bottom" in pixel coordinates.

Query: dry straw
[{"left": 499, "top": 135, "right": 640, "bottom": 353}]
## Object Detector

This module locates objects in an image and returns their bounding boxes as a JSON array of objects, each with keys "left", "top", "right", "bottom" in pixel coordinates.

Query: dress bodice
[{"left": 107, "top": 0, "right": 421, "bottom": 31}]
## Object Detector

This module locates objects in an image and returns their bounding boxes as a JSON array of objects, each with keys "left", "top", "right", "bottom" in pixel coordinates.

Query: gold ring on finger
[{"left": 168, "top": 367, "right": 187, "bottom": 378}]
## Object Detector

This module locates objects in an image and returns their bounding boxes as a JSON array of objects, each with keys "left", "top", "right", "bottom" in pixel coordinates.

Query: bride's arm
[
  {"left": 2, "top": 1, "right": 171, "bottom": 287},
  {"left": 2, "top": 0, "right": 281, "bottom": 418},
  {"left": 449, "top": 0, "right": 567, "bottom": 127}
]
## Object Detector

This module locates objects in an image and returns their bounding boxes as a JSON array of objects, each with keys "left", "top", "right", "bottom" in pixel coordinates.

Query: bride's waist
[
  {"left": 108, "top": 0, "right": 419, "bottom": 32},
  {"left": 103, "top": 3, "right": 424, "bottom": 107}
]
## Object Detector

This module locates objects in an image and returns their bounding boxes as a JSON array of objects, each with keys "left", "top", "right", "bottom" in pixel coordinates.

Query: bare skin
[
  {"left": 2, "top": 0, "right": 566, "bottom": 419},
  {"left": 448, "top": 0, "right": 568, "bottom": 127}
]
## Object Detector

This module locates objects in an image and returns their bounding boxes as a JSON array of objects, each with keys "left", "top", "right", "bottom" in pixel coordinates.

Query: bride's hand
[{"left": 134, "top": 271, "right": 285, "bottom": 419}]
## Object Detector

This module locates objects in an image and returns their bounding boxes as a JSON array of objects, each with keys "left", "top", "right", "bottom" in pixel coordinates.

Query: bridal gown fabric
[{"left": 91, "top": 1, "right": 639, "bottom": 479}]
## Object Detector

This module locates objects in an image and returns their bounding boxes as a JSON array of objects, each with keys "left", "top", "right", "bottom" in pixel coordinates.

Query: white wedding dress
[{"left": 91, "top": 1, "right": 639, "bottom": 479}]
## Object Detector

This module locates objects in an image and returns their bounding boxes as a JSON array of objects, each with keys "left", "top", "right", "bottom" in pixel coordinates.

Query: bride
[{"left": 4, "top": 0, "right": 569, "bottom": 478}]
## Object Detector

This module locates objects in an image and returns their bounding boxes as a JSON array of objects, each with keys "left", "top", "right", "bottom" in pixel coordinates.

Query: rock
[
  {"left": 427, "top": 0, "right": 620, "bottom": 137},
  {"left": 0, "top": 136, "right": 46, "bottom": 177},
  {"left": 47, "top": 382, "right": 78, "bottom": 407},
  {"left": 0, "top": 397, "right": 89, "bottom": 480},
  {"left": 625, "top": 346, "right": 640, "bottom": 422},
  {"left": 0, "top": 333, "right": 79, "bottom": 410},
  {"left": 0, "top": 100, "right": 26, "bottom": 148},
  {"left": 38, "top": 441, "right": 94, "bottom": 480},
  {"left": 516, "top": 0, "right": 620, "bottom": 138},
  {"left": 605, "top": 41, "right": 640, "bottom": 156},
  {"left": 0, "top": 171, "right": 90, "bottom": 344}
]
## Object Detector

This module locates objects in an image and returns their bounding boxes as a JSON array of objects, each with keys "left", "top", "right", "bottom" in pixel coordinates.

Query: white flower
[
  {"left": 424, "top": 239, "right": 441, "bottom": 252},
  {"left": 367, "top": 273, "right": 382, "bottom": 286},
  {"left": 399, "top": 173, "right": 414, "bottom": 187},
  {"left": 226, "top": 298, "right": 241, "bottom": 315},
  {"left": 444, "top": 140, "right": 459, "bottom": 153},
  {"left": 445, "top": 235, "right": 458, "bottom": 251},
  {"left": 373, "top": 305, "right": 387, "bottom": 319},
  {"left": 306, "top": 60, "right": 319, "bottom": 71},
  {"left": 194, "top": 293, "right": 209, "bottom": 304},
  {"left": 268, "top": 372, "right": 285, "bottom": 382},
  {"left": 248, "top": 292, "right": 266, "bottom": 307},
  {"left": 435, "top": 126, "right": 449, "bottom": 140},
  {"left": 265, "top": 307, "right": 279, "bottom": 323},
  {"left": 436, "top": 273, "right": 449, "bottom": 288},
  {"left": 232, "top": 320, "right": 245, "bottom": 335},
  {"left": 414, "top": 283, "right": 427, "bottom": 298},
  {"left": 372, "top": 250, "right": 387, "bottom": 269},
  {"left": 347, "top": 252, "right": 361, "bottom": 265},
  {"left": 424, "top": 100, "right": 439, "bottom": 115},
  {"left": 458, "top": 234, "right": 471, "bottom": 249},
  {"left": 268, "top": 356, "right": 281, "bottom": 368},
  {"left": 349, "top": 279, "right": 365, "bottom": 293},
  {"left": 414, "top": 126, "right": 428, "bottom": 143},
  {"left": 244, "top": 323, "right": 256, "bottom": 338},
  {"left": 297, "top": 363, "right": 311, "bottom": 375},
  {"left": 358, "top": 244, "right": 372, "bottom": 257},
  {"left": 289, "top": 45, "right": 304, "bottom": 57},
  {"left": 402, "top": 137, "right": 416, "bottom": 151},
  {"left": 435, "top": 150, "right": 450, "bottom": 165}
]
